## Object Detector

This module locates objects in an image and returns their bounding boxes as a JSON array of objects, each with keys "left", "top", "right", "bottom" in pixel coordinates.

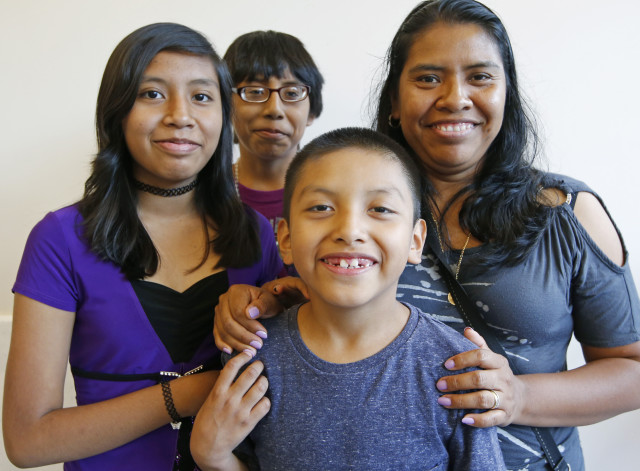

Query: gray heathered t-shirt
[{"left": 236, "top": 303, "right": 506, "bottom": 471}]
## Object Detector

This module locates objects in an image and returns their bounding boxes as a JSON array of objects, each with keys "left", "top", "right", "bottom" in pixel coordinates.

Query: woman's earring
[{"left": 388, "top": 114, "right": 401, "bottom": 129}]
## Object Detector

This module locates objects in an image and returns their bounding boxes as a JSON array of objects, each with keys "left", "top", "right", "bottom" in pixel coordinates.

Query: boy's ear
[
  {"left": 277, "top": 218, "right": 294, "bottom": 265},
  {"left": 407, "top": 218, "right": 427, "bottom": 264}
]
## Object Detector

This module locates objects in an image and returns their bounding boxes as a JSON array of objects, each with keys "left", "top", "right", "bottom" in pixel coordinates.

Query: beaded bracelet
[{"left": 161, "top": 381, "right": 182, "bottom": 430}]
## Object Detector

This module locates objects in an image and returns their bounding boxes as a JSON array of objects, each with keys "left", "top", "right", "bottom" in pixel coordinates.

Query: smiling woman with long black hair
[{"left": 376, "top": 1, "right": 640, "bottom": 469}]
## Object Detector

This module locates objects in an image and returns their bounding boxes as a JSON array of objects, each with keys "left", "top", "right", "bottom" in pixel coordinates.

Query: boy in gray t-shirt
[{"left": 191, "top": 127, "right": 506, "bottom": 471}]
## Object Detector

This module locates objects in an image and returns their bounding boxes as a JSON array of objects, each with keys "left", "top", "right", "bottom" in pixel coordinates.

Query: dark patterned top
[{"left": 397, "top": 174, "right": 640, "bottom": 471}]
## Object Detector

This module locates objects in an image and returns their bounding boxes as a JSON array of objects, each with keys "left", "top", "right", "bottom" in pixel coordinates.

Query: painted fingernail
[
  {"left": 248, "top": 306, "right": 260, "bottom": 319},
  {"left": 256, "top": 330, "right": 268, "bottom": 339},
  {"left": 462, "top": 417, "right": 475, "bottom": 425},
  {"left": 222, "top": 347, "right": 232, "bottom": 355},
  {"left": 444, "top": 359, "right": 455, "bottom": 369},
  {"left": 243, "top": 348, "right": 255, "bottom": 358},
  {"left": 250, "top": 340, "right": 262, "bottom": 350},
  {"left": 437, "top": 396, "right": 452, "bottom": 407},
  {"left": 436, "top": 380, "right": 447, "bottom": 391}
]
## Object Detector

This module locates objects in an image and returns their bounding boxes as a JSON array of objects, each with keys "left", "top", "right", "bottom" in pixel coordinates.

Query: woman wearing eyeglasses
[{"left": 224, "top": 30, "right": 324, "bottom": 240}]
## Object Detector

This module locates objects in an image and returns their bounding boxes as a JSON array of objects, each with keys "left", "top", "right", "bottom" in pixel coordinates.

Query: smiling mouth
[
  {"left": 431, "top": 123, "right": 476, "bottom": 132},
  {"left": 155, "top": 139, "right": 200, "bottom": 153},
  {"left": 158, "top": 138, "right": 199, "bottom": 145},
  {"left": 322, "top": 257, "right": 375, "bottom": 269}
]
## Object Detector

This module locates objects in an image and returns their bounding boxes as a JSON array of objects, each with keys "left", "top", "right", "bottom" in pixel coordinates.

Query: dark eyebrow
[
  {"left": 299, "top": 185, "right": 407, "bottom": 201},
  {"left": 466, "top": 61, "right": 502, "bottom": 70},
  {"left": 191, "top": 78, "right": 220, "bottom": 88},
  {"left": 408, "top": 61, "right": 502, "bottom": 74},
  {"left": 408, "top": 64, "right": 445, "bottom": 73},
  {"left": 243, "top": 79, "right": 304, "bottom": 87},
  {"left": 140, "top": 76, "right": 220, "bottom": 88},
  {"left": 298, "top": 186, "right": 336, "bottom": 199}
]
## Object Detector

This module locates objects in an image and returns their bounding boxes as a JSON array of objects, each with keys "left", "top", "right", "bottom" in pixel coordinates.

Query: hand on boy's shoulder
[
  {"left": 263, "top": 276, "right": 309, "bottom": 309},
  {"left": 221, "top": 303, "right": 301, "bottom": 367}
]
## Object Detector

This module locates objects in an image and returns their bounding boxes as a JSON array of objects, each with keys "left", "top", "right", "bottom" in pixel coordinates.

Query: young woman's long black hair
[
  {"left": 375, "top": 0, "right": 553, "bottom": 266},
  {"left": 79, "top": 23, "right": 260, "bottom": 279}
]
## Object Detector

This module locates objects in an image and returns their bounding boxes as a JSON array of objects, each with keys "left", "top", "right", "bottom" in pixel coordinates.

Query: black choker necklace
[{"left": 133, "top": 178, "right": 199, "bottom": 197}]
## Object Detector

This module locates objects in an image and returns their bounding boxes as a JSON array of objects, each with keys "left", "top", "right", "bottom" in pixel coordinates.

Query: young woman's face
[
  {"left": 123, "top": 51, "right": 223, "bottom": 188},
  {"left": 391, "top": 22, "right": 507, "bottom": 183},
  {"left": 232, "top": 68, "right": 314, "bottom": 164}
]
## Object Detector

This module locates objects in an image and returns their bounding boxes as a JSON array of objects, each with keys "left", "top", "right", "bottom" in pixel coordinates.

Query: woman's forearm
[
  {"left": 516, "top": 357, "right": 640, "bottom": 427},
  {"left": 3, "top": 371, "right": 217, "bottom": 468}
]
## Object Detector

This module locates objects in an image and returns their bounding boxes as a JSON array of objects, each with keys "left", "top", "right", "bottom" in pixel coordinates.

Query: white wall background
[{"left": 1, "top": 0, "right": 638, "bottom": 469}]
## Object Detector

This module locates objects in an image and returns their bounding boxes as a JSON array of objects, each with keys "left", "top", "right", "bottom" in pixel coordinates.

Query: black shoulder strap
[
  {"left": 429, "top": 237, "right": 570, "bottom": 471},
  {"left": 70, "top": 367, "right": 163, "bottom": 382},
  {"left": 71, "top": 356, "right": 222, "bottom": 383}
]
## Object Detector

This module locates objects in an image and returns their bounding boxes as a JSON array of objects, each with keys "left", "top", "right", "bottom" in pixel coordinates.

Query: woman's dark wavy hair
[
  {"left": 223, "top": 30, "right": 324, "bottom": 118},
  {"left": 374, "top": 0, "right": 552, "bottom": 266},
  {"left": 79, "top": 22, "right": 261, "bottom": 279}
]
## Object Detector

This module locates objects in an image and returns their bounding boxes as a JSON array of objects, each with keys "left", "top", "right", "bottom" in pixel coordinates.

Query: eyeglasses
[{"left": 232, "top": 85, "right": 310, "bottom": 103}]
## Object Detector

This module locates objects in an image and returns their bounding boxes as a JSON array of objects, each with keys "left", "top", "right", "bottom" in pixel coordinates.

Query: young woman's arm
[{"left": 3, "top": 294, "right": 217, "bottom": 467}]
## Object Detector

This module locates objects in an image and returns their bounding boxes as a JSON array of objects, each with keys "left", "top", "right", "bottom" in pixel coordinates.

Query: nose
[
  {"left": 262, "top": 90, "right": 285, "bottom": 119},
  {"left": 163, "top": 95, "right": 196, "bottom": 128},
  {"left": 436, "top": 78, "right": 472, "bottom": 112},
  {"left": 334, "top": 208, "right": 366, "bottom": 245}
]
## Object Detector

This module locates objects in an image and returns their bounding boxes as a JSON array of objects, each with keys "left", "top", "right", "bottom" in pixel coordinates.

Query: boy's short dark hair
[
  {"left": 283, "top": 127, "right": 422, "bottom": 223},
  {"left": 223, "top": 30, "right": 324, "bottom": 118}
]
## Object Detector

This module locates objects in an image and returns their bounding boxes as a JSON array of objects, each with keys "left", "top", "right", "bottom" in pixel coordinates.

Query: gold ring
[{"left": 489, "top": 389, "right": 500, "bottom": 410}]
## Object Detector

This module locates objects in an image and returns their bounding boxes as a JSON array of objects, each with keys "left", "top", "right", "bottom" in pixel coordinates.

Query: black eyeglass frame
[{"left": 231, "top": 85, "right": 311, "bottom": 103}]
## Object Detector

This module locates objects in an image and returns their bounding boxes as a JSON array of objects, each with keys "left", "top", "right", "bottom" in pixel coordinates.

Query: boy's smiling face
[{"left": 278, "top": 147, "right": 426, "bottom": 312}]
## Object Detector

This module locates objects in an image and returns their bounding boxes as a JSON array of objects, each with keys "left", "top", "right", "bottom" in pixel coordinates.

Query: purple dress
[{"left": 12, "top": 204, "right": 283, "bottom": 470}]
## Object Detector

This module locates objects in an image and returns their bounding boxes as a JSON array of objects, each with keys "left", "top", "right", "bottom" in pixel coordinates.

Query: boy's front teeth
[{"left": 339, "top": 259, "right": 359, "bottom": 268}]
